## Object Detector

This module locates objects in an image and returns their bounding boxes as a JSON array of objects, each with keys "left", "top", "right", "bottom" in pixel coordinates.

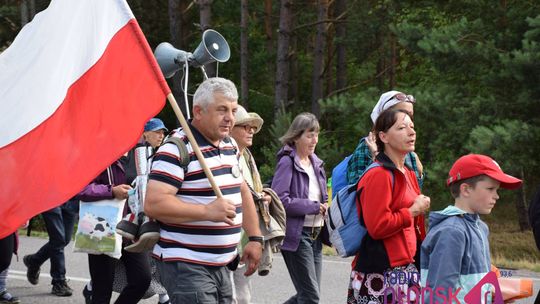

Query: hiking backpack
[
  {"left": 331, "top": 137, "right": 369, "bottom": 198},
  {"left": 331, "top": 155, "right": 352, "bottom": 199},
  {"left": 326, "top": 162, "right": 393, "bottom": 257}
]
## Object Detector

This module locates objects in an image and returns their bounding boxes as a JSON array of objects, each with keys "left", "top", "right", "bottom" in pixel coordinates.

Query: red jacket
[{"left": 353, "top": 153, "right": 424, "bottom": 273}]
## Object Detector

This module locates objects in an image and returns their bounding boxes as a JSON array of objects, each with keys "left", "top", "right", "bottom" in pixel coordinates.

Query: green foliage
[
  {"left": 317, "top": 91, "right": 377, "bottom": 172},
  {"left": 258, "top": 107, "right": 292, "bottom": 182},
  {"left": 4, "top": 0, "right": 540, "bottom": 265}
]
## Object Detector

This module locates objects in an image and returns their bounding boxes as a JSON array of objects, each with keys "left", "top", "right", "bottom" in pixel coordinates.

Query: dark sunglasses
[{"left": 382, "top": 93, "right": 416, "bottom": 109}]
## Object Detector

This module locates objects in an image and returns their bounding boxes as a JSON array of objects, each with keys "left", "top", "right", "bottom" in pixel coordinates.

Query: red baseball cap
[{"left": 447, "top": 154, "right": 522, "bottom": 189}]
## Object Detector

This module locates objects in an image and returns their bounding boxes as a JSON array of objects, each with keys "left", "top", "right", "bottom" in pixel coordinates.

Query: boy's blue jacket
[{"left": 420, "top": 206, "right": 491, "bottom": 303}]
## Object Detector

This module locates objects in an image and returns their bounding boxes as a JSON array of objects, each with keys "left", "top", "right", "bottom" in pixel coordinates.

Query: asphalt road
[{"left": 5, "top": 236, "right": 540, "bottom": 303}]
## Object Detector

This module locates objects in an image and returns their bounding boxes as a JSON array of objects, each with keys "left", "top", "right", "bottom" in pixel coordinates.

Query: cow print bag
[{"left": 74, "top": 167, "right": 125, "bottom": 258}]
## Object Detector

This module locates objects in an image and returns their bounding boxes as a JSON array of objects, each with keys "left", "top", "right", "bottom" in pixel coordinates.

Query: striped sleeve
[{"left": 149, "top": 141, "right": 185, "bottom": 189}]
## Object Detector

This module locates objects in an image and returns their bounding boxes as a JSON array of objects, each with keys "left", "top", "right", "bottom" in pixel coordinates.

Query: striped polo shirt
[{"left": 149, "top": 124, "right": 243, "bottom": 266}]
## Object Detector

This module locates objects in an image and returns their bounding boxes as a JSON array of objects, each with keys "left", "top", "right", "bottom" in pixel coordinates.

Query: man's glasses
[
  {"left": 237, "top": 125, "right": 257, "bottom": 133},
  {"left": 382, "top": 93, "right": 415, "bottom": 109}
]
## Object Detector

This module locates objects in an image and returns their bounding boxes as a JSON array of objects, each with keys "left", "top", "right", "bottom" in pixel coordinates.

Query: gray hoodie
[{"left": 420, "top": 205, "right": 491, "bottom": 303}]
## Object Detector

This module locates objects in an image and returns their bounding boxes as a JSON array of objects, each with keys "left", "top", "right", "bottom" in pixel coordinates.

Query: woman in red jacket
[{"left": 347, "top": 109, "right": 430, "bottom": 304}]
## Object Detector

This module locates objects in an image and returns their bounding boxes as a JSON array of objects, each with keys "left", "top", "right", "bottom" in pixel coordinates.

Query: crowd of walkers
[{"left": 1, "top": 77, "right": 538, "bottom": 304}]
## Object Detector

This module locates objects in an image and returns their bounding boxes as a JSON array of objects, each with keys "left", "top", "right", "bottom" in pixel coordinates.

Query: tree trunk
[
  {"left": 168, "top": 0, "right": 190, "bottom": 121},
  {"left": 376, "top": 28, "right": 386, "bottom": 90},
  {"left": 29, "top": 0, "right": 36, "bottom": 19},
  {"left": 311, "top": 0, "right": 328, "bottom": 117},
  {"left": 516, "top": 167, "right": 530, "bottom": 231},
  {"left": 389, "top": 33, "right": 397, "bottom": 88},
  {"left": 290, "top": 26, "right": 298, "bottom": 105},
  {"left": 168, "top": 0, "right": 188, "bottom": 49},
  {"left": 325, "top": 2, "right": 334, "bottom": 99},
  {"left": 20, "top": 0, "right": 29, "bottom": 26},
  {"left": 240, "top": 0, "right": 249, "bottom": 107},
  {"left": 274, "top": 0, "right": 293, "bottom": 113},
  {"left": 196, "top": 0, "right": 216, "bottom": 77},
  {"left": 334, "top": 0, "right": 346, "bottom": 92},
  {"left": 264, "top": 0, "right": 274, "bottom": 70}
]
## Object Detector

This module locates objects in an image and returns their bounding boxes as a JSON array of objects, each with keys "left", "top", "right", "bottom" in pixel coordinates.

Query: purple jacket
[
  {"left": 271, "top": 144, "right": 328, "bottom": 251},
  {"left": 77, "top": 160, "right": 127, "bottom": 202}
]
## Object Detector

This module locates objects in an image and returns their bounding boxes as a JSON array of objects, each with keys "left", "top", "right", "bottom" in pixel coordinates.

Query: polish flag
[{"left": 0, "top": 0, "right": 170, "bottom": 237}]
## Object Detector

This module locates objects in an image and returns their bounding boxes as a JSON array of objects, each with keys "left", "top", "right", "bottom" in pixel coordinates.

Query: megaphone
[{"left": 154, "top": 29, "right": 230, "bottom": 78}]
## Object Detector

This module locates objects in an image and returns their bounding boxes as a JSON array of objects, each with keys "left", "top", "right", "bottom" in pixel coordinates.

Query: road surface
[{"left": 5, "top": 236, "right": 539, "bottom": 303}]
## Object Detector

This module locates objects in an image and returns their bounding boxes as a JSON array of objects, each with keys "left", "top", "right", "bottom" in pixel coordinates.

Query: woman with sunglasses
[
  {"left": 347, "top": 91, "right": 423, "bottom": 187},
  {"left": 229, "top": 105, "right": 267, "bottom": 304},
  {"left": 346, "top": 91, "right": 426, "bottom": 267},
  {"left": 347, "top": 109, "right": 430, "bottom": 304},
  {"left": 271, "top": 112, "right": 328, "bottom": 304}
]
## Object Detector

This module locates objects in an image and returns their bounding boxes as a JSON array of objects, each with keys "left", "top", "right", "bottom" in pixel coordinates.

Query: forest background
[{"left": 2, "top": 0, "right": 540, "bottom": 270}]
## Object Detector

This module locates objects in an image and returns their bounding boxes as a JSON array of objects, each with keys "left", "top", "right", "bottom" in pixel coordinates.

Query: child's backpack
[
  {"left": 331, "top": 155, "right": 352, "bottom": 199},
  {"left": 529, "top": 185, "right": 540, "bottom": 251},
  {"left": 326, "top": 162, "right": 393, "bottom": 257}
]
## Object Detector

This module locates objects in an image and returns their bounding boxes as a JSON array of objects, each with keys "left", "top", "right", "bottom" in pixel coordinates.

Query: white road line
[
  {"left": 274, "top": 255, "right": 353, "bottom": 265},
  {"left": 8, "top": 270, "right": 90, "bottom": 283}
]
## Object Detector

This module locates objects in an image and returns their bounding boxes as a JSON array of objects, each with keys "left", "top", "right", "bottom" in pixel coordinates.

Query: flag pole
[{"left": 166, "top": 93, "right": 223, "bottom": 198}]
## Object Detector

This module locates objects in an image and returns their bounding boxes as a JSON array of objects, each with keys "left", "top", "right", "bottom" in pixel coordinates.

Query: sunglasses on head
[{"left": 382, "top": 93, "right": 416, "bottom": 109}]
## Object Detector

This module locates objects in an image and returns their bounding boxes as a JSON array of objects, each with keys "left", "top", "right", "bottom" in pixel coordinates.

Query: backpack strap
[
  {"left": 163, "top": 136, "right": 190, "bottom": 170},
  {"left": 356, "top": 162, "right": 395, "bottom": 221}
]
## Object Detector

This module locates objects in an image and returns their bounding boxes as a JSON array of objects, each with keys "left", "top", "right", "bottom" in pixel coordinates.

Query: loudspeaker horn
[
  {"left": 153, "top": 29, "right": 230, "bottom": 78},
  {"left": 190, "top": 29, "right": 230, "bottom": 68},
  {"left": 154, "top": 42, "right": 191, "bottom": 78}
]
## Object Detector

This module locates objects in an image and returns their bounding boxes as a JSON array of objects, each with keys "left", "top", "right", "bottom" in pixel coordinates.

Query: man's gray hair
[{"left": 193, "top": 77, "right": 238, "bottom": 110}]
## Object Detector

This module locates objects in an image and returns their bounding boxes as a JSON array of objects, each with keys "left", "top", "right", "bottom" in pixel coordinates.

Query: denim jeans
[
  {"left": 27, "top": 199, "right": 78, "bottom": 284},
  {"left": 281, "top": 227, "right": 323, "bottom": 304}
]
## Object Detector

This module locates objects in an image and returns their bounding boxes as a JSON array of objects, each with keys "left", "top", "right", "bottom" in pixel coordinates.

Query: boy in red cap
[{"left": 420, "top": 154, "right": 522, "bottom": 303}]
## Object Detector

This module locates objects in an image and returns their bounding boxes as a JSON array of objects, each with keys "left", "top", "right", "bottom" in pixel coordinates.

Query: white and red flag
[{"left": 0, "top": 0, "right": 170, "bottom": 238}]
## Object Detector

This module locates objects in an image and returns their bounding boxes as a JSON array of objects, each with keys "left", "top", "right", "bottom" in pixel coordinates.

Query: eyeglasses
[
  {"left": 237, "top": 125, "right": 257, "bottom": 133},
  {"left": 382, "top": 93, "right": 415, "bottom": 109}
]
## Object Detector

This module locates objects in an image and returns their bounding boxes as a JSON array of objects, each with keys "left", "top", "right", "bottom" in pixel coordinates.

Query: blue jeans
[
  {"left": 157, "top": 259, "right": 233, "bottom": 304},
  {"left": 281, "top": 227, "right": 323, "bottom": 304},
  {"left": 27, "top": 199, "right": 78, "bottom": 284}
]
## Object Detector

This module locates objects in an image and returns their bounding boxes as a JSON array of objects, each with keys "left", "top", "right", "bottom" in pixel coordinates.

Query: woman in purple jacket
[
  {"left": 271, "top": 112, "right": 328, "bottom": 304},
  {"left": 77, "top": 159, "right": 151, "bottom": 304}
]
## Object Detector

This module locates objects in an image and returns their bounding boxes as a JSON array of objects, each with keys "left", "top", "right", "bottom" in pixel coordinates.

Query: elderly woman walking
[{"left": 272, "top": 112, "right": 328, "bottom": 304}]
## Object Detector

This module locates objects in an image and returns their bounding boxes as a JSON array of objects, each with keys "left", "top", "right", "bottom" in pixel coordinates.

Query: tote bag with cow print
[{"left": 74, "top": 167, "right": 125, "bottom": 258}]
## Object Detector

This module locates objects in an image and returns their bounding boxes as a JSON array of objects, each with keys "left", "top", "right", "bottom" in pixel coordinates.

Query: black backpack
[{"left": 529, "top": 185, "right": 540, "bottom": 251}]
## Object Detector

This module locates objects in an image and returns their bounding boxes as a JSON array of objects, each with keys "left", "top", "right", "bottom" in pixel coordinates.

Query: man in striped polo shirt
[{"left": 145, "top": 77, "right": 262, "bottom": 304}]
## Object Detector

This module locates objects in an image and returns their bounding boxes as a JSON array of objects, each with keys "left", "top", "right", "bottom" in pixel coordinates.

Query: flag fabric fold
[{"left": 0, "top": 0, "right": 170, "bottom": 238}]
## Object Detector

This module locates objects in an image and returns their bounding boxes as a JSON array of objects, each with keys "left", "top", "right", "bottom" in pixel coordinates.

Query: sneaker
[
  {"left": 116, "top": 213, "right": 139, "bottom": 240},
  {"left": 51, "top": 281, "right": 73, "bottom": 297},
  {"left": 82, "top": 285, "right": 92, "bottom": 304},
  {"left": 22, "top": 255, "right": 40, "bottom": 285},
  {"left": 124, "top": 215, "right": 160, "bottom": 253},
  {"left": 0, "top": 291, "right": 20, "bottom": 304}
]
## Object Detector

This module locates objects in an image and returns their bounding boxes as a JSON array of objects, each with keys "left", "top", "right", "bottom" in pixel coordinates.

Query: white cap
[{"left": 370, "top": 90, "right": 403, "bottom": 123}]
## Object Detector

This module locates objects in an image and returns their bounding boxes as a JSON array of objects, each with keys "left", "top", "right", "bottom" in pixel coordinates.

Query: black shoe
[
  {"left": 0, "top": 291, "right": 20, "bottom": 304},
  {"left": 22, "top": 255, "right": 40, "bottom": 285},
  {"left": 51, "top": 281, "right": 73, "bottom": 297},
  {"left": 82, "top": 285, "right": 92, "bottom": 304}
]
